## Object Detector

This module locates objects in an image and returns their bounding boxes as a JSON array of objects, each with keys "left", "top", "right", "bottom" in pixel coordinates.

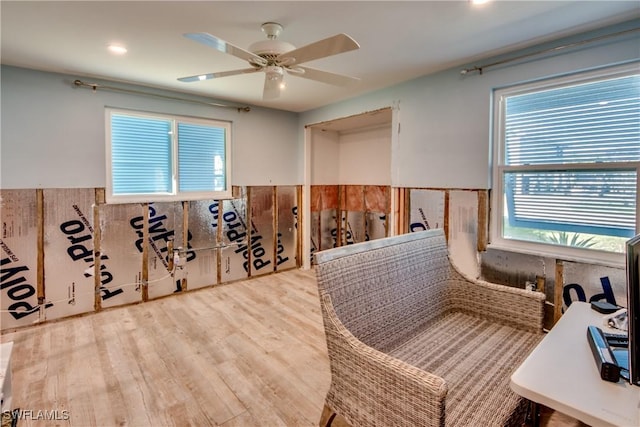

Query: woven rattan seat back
[{"left": 315, "top": 230, "right": 451, "bottom": 352}]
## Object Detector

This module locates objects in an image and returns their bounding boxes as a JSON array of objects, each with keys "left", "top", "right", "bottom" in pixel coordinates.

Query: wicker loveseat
[{"left": 314, "top": 229, "right": 545, "bottom": 427}]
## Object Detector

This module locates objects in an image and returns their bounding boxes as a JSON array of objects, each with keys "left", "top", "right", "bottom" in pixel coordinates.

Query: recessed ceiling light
[
  {"left": 108, "top": 44, "right": 127, "bottom": 55},
  {"left": 471, "top": 0, "right": 492, "bottom": 5}
]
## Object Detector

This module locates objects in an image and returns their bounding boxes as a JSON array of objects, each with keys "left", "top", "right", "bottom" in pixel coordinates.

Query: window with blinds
[
  {"left": 492, "top": 64, "right": 639, "bottom": 264},
  {"left": 106, "top": 109, "right": 231, "bottom": 203}
]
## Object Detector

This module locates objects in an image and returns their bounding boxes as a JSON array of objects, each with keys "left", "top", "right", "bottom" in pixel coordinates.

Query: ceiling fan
[{"left": 178, "top": 22, "right": 360, "bottom": 99}]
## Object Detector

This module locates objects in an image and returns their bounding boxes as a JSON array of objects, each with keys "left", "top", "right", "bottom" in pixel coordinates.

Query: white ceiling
[{"left": 2, "top": 1, "right": 639, "bottom": 113}]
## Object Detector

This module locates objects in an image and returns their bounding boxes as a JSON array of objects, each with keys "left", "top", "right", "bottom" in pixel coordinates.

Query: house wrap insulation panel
[
  {"left": 187, "top": 200, "right": 219, "bottom": 290},
  {"left": 310, "top": 211, "right": 320, "bottom": 264},
  {"left": 448, "top": 190, "right": 480, "bottom": 279},
  {"left": 366, "top": 211, "right": 387, "bottom": 241},
  {"left": 365, "top": 185, "right": 389, "bottom": 241},
  {"left": 320, "top": 211, "right": 338, "bottom": 251},
  {"left": 341, "top": 211, "right": 366, "bottom": 245},
  {"left": 43, "top": 189, "right": 96, "bottom": 320},
  {"left": 409, "top": 189, "right": 445, "bottom": 233},
  {"left": 310, "top": 185, "right": 339, "bottom": 258},
  {"left": 276, "top": 186, "right": 297, "bottom": 271},
  {"left": 221, "top": 189, "right": 249, "bottom": 282},
  {"left": 480, "top": 249, "right": 549, "bottom": 290},
  {"left": 98, "top": 203, "right": 144, "bottom": 308},
  {"left": 340, "top": 185, "right": 365, "bottom": 245},
  {"left": 310, "top": 185, "right": 390, "bottom": 260},
  {"left": 249, "top": 187, "right": 275, "bottom": 276},
  {"left": 1, "top": 190, "right": 42, "bottom": 329},
  {"left": 144, "top": 202, "right": 186, "bottom": 300},
  {"left": 562, "top": 261, "right": 626, "bottom": 310},
  {"left": 309, "top": 186, "right": 322, "bottom": 262},
  {"left": 2, "top": 186, "right": 301, "bottom": 328}
]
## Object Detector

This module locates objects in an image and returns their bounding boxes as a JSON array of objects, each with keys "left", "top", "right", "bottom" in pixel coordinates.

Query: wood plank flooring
[{"left": 1, "top": 268, "right": 582, "bottom": 427}]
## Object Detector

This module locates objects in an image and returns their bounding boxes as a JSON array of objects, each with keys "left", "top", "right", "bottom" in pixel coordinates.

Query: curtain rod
[
  {"left": 460, "top": 27, "right": 640, "bottom": 76},
  {"left": 73, "top": 79, "right": 251, "bottom": 112}
]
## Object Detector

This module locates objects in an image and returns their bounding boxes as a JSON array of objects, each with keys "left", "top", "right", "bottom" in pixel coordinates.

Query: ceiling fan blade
[
  {"left": 178, "top": 68, "right": 260, "bottom": 82},
  {"left": 277, "top": 33, "right": 359, "bottom": 66},
  {"left": 184, "top": 32, "right": 267, "bottom": 66},
  {"left": 293, "top": 66, "right": 360, "bottom": 86}
]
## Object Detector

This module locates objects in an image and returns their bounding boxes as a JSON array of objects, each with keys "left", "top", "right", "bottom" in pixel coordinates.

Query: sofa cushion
[{"left": 388, "top": 311, "right": 542, "bottom": 427}]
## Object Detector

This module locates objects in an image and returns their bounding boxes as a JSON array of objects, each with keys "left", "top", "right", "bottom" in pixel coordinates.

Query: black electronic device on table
[
  {"left": 586, "top": 325, "right": 630, "bottom": 382},
  {"left": 626, "top": 233, "right": 640, "bottom": 387},
  {"left": 590, "top": 301, "right": 620, "bottom": 314}
]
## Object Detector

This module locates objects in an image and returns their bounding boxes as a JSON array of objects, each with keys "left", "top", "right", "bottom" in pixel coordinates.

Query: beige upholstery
[{"left": 314, "top": 229, "right": 545, "bottom": 427}]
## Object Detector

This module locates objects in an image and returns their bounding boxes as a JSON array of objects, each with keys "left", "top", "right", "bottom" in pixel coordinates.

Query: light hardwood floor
[{"left": 1, "top": 268, "right": 582, "bottom": 427}]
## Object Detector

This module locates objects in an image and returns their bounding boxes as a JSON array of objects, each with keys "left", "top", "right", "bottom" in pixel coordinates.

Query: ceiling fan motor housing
[
  {"left": 248, "top": 22, "right": 295, "bottom": 66},
  {"left": 249, "top": 39, "right": 295, "bottom": 61}
]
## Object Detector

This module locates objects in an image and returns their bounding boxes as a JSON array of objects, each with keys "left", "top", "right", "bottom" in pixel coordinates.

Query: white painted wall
[
  {"left": 338, "top": 126, "right": 391, "bottom": 185},
  {"left": 0, "top": 66, "right": 300, "bottom": 188},
  {"left": 2, "top": 20, "right": 638, "bottom": 192},
  {"left": 299, "top": 20, "right": 640, "bottom": 190},
  {"left": 310, "top": 125, "right": 391, "bottom": 185},
  {"left": 310, "top": 129, "right": 339, "bottom": 184}
]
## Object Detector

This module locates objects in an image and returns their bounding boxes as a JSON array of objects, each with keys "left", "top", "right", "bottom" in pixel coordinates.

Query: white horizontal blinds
[
  {"left": 505, "top": 75, "right": 640, "bottom": 165},
  {"left": 503, "top": 73, "right": 639, "bottom": 238},
  {"left": 177, "top": 122, "right": 226, "bottom": 192},
  {"left": 504, "top": 169, "right": 637, "bottom": 238},
  {"left": 111, "top": 114, "right": 172, "bottom": 194}
]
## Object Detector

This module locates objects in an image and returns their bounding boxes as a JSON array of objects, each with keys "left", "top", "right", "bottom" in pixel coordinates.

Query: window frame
[
  {"left": 105, "top": 108, "right": 232, "bottom": 204},
  {"left": 490, "top": 63, "right": 640, "bottom": 267}
]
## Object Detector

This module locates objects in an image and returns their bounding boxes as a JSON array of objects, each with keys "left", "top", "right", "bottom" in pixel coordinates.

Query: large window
[
  {"left": 491, "top": 64, "right": 639, "bottom": 266},
  {"left": 106, "top": 109, "right": 231, "bottom": 203}
]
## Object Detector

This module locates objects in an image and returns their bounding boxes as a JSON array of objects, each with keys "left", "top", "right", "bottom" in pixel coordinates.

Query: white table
[{"left": 511, "top": 302, "right": 640, "bottom": 427}]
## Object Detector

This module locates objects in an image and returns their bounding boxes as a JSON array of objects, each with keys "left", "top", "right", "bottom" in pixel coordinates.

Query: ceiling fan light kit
[
  {"left": 179, "top": 22, "right": 360, "bottom": 99},
  {"left": 265, "top": 66, "right": 284, "bottom": 81}
]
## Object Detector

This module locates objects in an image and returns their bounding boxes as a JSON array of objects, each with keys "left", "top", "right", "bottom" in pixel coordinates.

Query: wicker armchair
[{"left": 314, "top": 229, "right": 545, "bottom": 427}]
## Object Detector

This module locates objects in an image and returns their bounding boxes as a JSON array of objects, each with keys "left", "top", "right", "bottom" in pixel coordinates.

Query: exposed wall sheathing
[
  {"left": 337, "top": 185, "right": 390, "bottom": 245},
  {"left": 143, "top": 203, "right": 186, "bottom": 300},
  {"left": 408, "top": 189, "right": 446, "bottom": 234},
  {"left": 480, "top": 248, "right": 627, "bottom": 329},
  {"left": 275, "top": 186, "right": 298, "bottom": 271},
  {"left": 310, "top": 185, "right": 338, "bottom": 262},
  {"left": 559, "top": 261, "right": 626, "bottom": 310},
  {"left": 187, "top": 200, "right": 220, "bottom": 290},
  {"left": 1, "top": 186, "right": 300, "bottom": 331},
  {"left": 481, "top": 249, "right": 551, "bottom": 291},
  {"left": 1, "top": 190, "right": 42, "bottom": 328},
  {"left": 340, "top": 185, "right": 365, "bottom": 245},
  {"left": 249, "top": 187, "right": 275, "bottom": 276},
  {"left": 42, "top": 189, "right": 96, "bottom": 320},
  {"left": 480, "top": 249, "right": 555, "bottom": 328},
  {"left": 98, "top": 203, "right": 144, "bottom": 308},
  {"left": 220, "top": 191, "right": 249, "bottom": 283},
  {"left": 447, "top": 190, "right": 480, "bottom": 279},
  {"left": 365, "top": 185, "right": 390, "bottom": 242},
  {"left": 310, "top": 185, "right": 391, "bottom": 263},
  {"left": 404, "top": 188, "right": 482, "bottom": 279}
]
